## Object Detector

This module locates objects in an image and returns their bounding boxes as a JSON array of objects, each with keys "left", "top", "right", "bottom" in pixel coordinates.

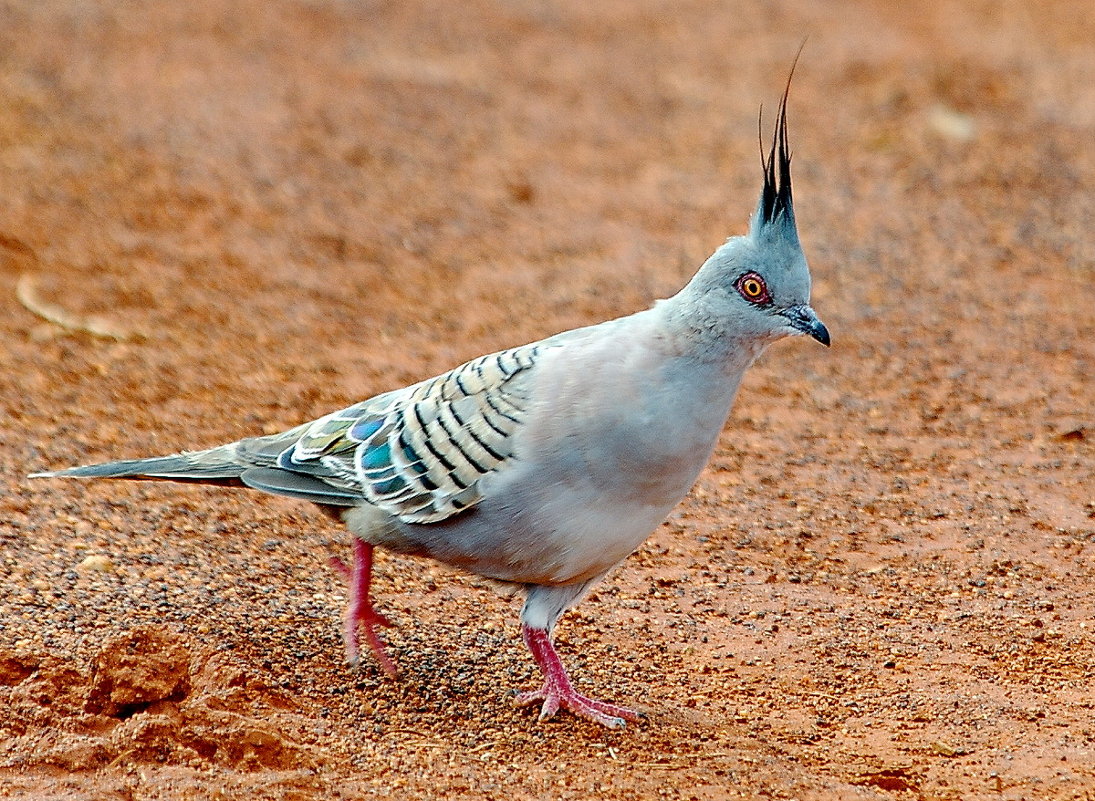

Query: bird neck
[{"left": 652, "top": 289, "right": 770, "bottom": 376}]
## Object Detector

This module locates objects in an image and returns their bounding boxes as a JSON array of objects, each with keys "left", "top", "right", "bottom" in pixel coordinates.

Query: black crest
[{"left": 758, "top": 52, "right": 801, "bottom": 228}]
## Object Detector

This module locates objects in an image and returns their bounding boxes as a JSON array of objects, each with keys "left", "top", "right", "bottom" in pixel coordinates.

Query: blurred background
[{"left": 1, "top": 1, "right": 1092, "bottom": 799}]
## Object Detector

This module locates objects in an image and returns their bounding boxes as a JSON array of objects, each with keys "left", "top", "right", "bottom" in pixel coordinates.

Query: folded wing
[{"left": 242, "top": 344, "right": 542, "bottom": 522}]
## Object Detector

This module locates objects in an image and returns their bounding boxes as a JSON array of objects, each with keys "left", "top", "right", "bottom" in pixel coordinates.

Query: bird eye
[{"left": 735, "top": 272, "right": 771, "bottom": 304}]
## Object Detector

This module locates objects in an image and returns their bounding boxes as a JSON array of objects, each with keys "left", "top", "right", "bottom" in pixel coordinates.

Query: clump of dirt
[
  {"left": 2, "top": 627, "right": 317, "bottom": 775},
  {"left": 86, "top": 627, "right": 191, "bottom": 717},
  {"left": 1, "top": 0, "right": 1093, "bottom": 799}
]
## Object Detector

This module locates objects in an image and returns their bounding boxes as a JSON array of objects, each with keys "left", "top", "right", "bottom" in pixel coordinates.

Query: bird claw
[
  {"left": 515, "top": 624, "right": 642, "bottom": 728},
  {"left": 515, "top": 682, "right": 641, "bottom": 728},
  {"left": 363, "top": 607, "right": 393, "bottom": 629},
  {"left": 334, "top": 541, "right": 398, "bottom": 678},
  {"left": 328, "top": 555, "right": 352, "bottom": 580},
  {"left": 349, "top": 616, "right": 398, "bottom": 678}
]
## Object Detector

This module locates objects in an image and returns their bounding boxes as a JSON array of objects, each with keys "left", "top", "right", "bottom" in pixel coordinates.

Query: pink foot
[
  {"left": 515, "top": 625, "right": 642, "bottom": 728},
  {"left": 330, "top": 540, "right": 397, "bottom": 677}
]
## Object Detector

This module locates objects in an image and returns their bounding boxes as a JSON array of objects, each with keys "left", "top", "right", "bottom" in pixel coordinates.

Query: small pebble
[{"left": 77, "top": 554, "right": 115, "bottom": 572}]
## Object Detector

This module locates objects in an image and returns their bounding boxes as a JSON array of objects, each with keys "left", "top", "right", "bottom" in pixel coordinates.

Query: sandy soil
[{"left": 1, "top": 1, "right": 1093, "bottom": 798}]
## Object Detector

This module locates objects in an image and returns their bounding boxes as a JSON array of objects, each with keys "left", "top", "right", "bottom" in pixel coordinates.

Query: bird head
[{"left": 675, "top": 65, "right": 830, "bottom": 355}]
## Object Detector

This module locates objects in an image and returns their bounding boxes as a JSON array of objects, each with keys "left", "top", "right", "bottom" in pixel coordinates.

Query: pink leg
[
  {"left": 329, "top": 539, "right": 396, "bottom": 678},
  {"left": 514, "top": 624, "right": 642, "bottom": 728}
]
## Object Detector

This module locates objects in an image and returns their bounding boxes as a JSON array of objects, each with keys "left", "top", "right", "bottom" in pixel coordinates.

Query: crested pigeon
[{"left": 31, "top": 69, "right": 828, "bottom": 728}]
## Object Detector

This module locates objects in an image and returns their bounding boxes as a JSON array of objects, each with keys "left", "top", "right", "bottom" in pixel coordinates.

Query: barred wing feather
[{"left": 275, "top": 344, "right": 541, "bottom": 523}]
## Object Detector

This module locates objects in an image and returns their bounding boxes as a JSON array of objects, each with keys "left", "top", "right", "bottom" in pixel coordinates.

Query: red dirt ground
[{"left": 1, "top": 1, "right": 1093, "bottom": 799}]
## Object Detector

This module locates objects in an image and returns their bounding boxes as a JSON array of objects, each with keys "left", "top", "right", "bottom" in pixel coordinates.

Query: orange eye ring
[{"left": 735, "top": 272, "right": 771, "bottom": 304}]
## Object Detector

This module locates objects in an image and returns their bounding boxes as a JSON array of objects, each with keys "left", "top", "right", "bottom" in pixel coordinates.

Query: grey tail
[
  {"left": 28, "top": 444, "right": 247, "bottom": 486},
  {"left": 29, "top": 438, "right": 362, "bottom": 507},
  {"left": 239, "top": 467, "right": 360, "bottom": 506}
]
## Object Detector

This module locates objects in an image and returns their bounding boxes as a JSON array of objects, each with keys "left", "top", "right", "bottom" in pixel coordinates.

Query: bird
[{"left": 31, "top": 67, "right": 828, "bottom": 729}]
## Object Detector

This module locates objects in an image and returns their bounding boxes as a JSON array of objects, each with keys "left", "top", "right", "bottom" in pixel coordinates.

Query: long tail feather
[{"left": 29, "top": 444, "right": 246, "bottom": 484}]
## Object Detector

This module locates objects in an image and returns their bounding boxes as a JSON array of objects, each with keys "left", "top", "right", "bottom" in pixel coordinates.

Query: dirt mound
[
  {"left": 2, "top": 627, "right": 317, "bottom": 776},
  {"left": 1, "top": 0, "right": 1093, "bottom": 798}
]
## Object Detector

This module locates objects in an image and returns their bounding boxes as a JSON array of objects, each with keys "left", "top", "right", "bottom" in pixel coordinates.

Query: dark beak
[{"left": 779, "top": 304, "right": 830, "bottom": 347}]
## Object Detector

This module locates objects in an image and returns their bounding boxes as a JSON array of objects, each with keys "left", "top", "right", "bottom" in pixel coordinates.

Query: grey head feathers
[{"left": 665, "top": 56, "right": 828, "bottom": 354}]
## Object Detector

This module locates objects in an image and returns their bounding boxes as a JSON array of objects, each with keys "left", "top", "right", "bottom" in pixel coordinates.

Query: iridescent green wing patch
[{"left": 276, "top": 345, "right": 541, "bottom": 522}]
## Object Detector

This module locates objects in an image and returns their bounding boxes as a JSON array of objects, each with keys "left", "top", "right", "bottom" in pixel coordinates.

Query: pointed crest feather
[{"left": 758, "top": 43, "right": 805, "bottom": 228}]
